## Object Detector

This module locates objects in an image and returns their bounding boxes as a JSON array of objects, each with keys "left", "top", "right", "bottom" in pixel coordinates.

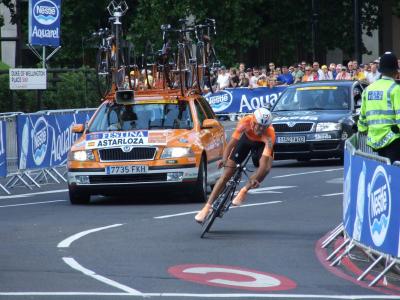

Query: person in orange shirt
[{"left": 195, "top": 108, "right": 275, "bottom": 223}]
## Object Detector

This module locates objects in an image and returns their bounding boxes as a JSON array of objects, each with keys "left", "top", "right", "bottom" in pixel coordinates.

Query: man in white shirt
[
  {"left": 249, "top": 67, "right": 261, "bottom": 88},
  {"left": 366, "top": 62, "right": 381, "bottom": 84},
  {"left": 312, "top": 62, "right": 324, "bottom": 80},
  {"left": 217, "top": 66, "right": 230, "bottom": 90}
]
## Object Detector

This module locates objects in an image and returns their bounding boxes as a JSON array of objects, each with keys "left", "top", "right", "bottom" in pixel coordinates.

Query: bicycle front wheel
[{"left": 200, "top": 184, "right": 235, "bottom": 238}]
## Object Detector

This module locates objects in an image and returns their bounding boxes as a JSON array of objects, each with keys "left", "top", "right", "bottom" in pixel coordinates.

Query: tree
[{"left": 0, "top": 0, "right": 16, "bottom": 27}]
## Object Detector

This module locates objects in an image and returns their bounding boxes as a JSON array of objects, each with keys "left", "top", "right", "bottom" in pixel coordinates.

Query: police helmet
[{"left": 378, "top": 52, "right": 398, "bottom": 73}]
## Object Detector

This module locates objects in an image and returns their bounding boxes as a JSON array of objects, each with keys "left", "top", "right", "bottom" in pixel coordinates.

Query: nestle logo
[
  {"left": 206, "top": 90, "right": 233, "bottom": 113},
  {"left": 33, "top": 0, "right": 59, "bottom": 26}
]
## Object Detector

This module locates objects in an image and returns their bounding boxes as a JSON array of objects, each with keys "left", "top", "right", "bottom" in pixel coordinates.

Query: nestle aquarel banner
[
  {"left": 0, "top": 121, "right": 6, "bottom": 177},
  {"left": 204, "top": 87, "right": 287, "bottom": 114},
  {"left": 17, "top": 112, "right": 92, "bottom": 170},
  {"left": 343, "top": 148, "right": 400, "bottom": 257}
]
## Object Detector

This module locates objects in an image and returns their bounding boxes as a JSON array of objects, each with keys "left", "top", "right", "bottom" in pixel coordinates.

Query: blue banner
[
  {"left": 0, "top": 121, "right": 6, "bottom": 177},
  {"left": 17, "top": 111, "right": 92, "bottom": 170},
  {"left": 204, "top": 87, "right": 287, "bottom": 114},
  {"left": 343, "top": 148, "right": 400, "bottom": 257},
  {"left": 29, "top": 0, "right": 61, "bottom": 47}
]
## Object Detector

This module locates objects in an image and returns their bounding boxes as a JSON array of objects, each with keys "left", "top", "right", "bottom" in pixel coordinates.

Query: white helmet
[{"left": 254, "top": 107, "right": 272, "bottom": 127}]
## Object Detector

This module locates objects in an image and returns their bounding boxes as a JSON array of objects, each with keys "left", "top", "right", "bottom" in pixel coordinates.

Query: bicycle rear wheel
[{"left": 96, "top": 48, "right": 112, "bottom": 97}]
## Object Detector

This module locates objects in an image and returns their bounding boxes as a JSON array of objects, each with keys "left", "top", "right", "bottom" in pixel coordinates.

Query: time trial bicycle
[{"left": 200, "top": 152, "right": 253, "bottom": 238}]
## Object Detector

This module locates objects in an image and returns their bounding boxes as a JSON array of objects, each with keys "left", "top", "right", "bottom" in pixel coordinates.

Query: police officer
[{"left": 358, "top": 52, "right": 400, "bottom": 163}]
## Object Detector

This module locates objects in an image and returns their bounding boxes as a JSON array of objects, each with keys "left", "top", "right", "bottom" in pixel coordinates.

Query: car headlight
[
  {"left": 316, "top": 122, "right": 342, "bottom": 132},
  {"left": 68, "top": 150, "right": 95, "bottom": 161},
  {"left": 161, "top": 147, "right": 194, "bottom": 158}
]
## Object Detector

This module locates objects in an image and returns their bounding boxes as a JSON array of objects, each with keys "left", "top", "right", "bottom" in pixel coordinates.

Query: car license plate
[
  {"left": 106, "top": 165, "right": 148, "bottom": 175},
  {"left": 276, "top": 136, "right": 306, "bottom": 143}
]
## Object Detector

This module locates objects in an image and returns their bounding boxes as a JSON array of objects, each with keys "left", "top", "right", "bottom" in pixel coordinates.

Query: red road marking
[
  {"left": 315, "top": 232, "right": 400, "bottom": 295},
  {"left": 168, "top": 264, "right": 297, "bottom": 291}
]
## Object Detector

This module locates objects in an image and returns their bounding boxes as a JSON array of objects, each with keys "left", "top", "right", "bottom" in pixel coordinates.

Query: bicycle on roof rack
[
  {"left": 94, "top": 0, "right": 131, "bottom": 97},
  {"left": 200, "top": 152, "right": 253, "bottom": 238},
  {"left": 194, "top": 18, "right": 220, "bottom": 94}
]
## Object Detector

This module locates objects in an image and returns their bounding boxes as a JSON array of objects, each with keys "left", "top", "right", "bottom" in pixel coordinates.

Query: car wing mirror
[
  {"left": 202, "top": 119, "right": 219, "bottom": 129},
  {"left": 72, "top": 124, "right": 85, "bottom": 133}
]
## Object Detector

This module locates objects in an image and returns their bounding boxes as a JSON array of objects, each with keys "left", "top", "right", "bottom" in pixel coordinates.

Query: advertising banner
[
  {"left": 9, "top": 69, "right": 47, "bottom": 90},
  {"left": 343, "top": 149, "right": 400, "bottom": 257},
  {"left": 29, "top": 0, "right": 61, "bottom": 47},
  {"left": 0, "top": 121, "right": 7, "bottom": 177},
  {"left": 17, "top": 111, "right": 92, "bottom": 170},
  {"left": 204, "top": 87, "right": 287, "bottom": 114}
]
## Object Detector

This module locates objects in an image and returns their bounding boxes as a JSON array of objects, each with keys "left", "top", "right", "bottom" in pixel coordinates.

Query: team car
[
  {"left": 67, "top": 89, "right": 226, "bottom": 204},
  {"left": 271, "top": 80, "right": 364, "bottom": 161}
]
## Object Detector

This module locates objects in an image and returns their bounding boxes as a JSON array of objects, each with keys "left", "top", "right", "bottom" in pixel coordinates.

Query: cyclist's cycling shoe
[
  {"left": 195, "top": 203, "right": 211, "bottom": 223},
  {"left": 232, "top": 187, "right": 248, "bottom": 206}
]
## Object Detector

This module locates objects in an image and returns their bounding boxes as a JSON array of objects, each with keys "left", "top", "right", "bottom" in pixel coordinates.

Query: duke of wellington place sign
[{"left": 28, "top": 0, "right": 61, "bottom": 47}]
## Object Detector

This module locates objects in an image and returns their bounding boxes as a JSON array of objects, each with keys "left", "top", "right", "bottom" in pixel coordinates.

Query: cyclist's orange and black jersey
[{"left": 230, "top": 115, "right": 275, "bottom": 165}]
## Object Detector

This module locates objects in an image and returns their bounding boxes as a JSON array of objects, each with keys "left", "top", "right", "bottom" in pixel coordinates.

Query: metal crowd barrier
[
  {"left": 323, "top": 132, "right": 400, "bottom": 287},
  {"left": 0, "top": 109, "right": 96, "bottom": 194}
]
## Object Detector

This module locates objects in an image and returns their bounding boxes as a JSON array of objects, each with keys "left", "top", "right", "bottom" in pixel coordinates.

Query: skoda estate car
[
  {"left": 67, "top": 89, "right": 226, "bottom": 204},
  {"left": 271, "top": 80, "right": 364, "bottom": 161}
]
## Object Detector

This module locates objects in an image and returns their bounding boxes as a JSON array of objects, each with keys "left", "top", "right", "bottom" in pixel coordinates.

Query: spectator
[
  {"left": 122, "top": 75, "right": 130, "bottom": 89},
  {"left": 275, "top": 67, "right": 282, "bottom": 76},
  {"left": 294, "top": 64, "right": 304, "bottom": 83},
  {"left": 336, "top": 66, "right": 351, "bottom": 80},
  {"left": 353, "top": 66, "right": 366, "bottom": 82},
  {"left": 347, "top": 61, "right": 355, "bottom": 77},
  {"left": 268, "top": 62, "right": 275, "bottom": 76},
  {"left": 249, "top": 67, "right": 261, "bottom": 88},
  {"left": 217, "top": 66, "right": 230, "bottom": 90},
  {"left": 366, "top": 62, "right": 381, "bottom": 84},
  {"left": 257, "top": 73, "right": 268, "bottom": 87},
  {"left": 239, "top": 62, "right": 246, "bottom": 74},
  {"left": 245, "top": 67, "right": 253, "bottom": 79},
  {"left": 238, "top": 72, "right": 249, "bottom": 87},
  {"left": 312, "top": 62, "right": 324, "bottom": 79},
  {"left": 289, "top": 65, "right": 295, "bottom": 76},
  {"left": 302, "top": 66, "right": 317, "bottom": 81},
  {"left": 335, "top": 64, "right": 342, "bottom": 77},
  {"left": 320, "top": 65, "right": 333, "bottom": 80},
  {"left": 229, "top": 68, "right": 240, "bottom": 88},
  {"left": 277, "top": 66, "right": 294, "bottom": 84},
  {"left": 329, "top": 63, "right": 337, "bottom": 79}
]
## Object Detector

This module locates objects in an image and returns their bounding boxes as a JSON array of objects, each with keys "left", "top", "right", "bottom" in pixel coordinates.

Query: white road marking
[
  {"left": 154, "top": 201, "right": 282, "bottom": 219},
  {"left": 0, "top": 292, "right": 399, "bottom": 298},
  {"left": 322, "top": 192, "right": 344, "bottom": 197},
  {"left": 62, "top": 257, "right": 142, "bottom": 295},
  {"left": 248, "top": 186, "right": 296, "bottom": 194},
  {"left": 0, "top": 189, "right": 68, "bottom": 200},
  {"left": 58, "top": 224, "right": 123, "bottom": 248},
  {"left": 0, "top": 200, "right": 66, "bottom": 208},
  {"left": 272, "top": 168, "right": 343, "bottom": 179}
]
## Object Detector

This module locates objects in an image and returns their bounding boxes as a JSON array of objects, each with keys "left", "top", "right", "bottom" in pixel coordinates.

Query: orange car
[{"left": 67, "top": 89, "right": 226, "bottom": 204}]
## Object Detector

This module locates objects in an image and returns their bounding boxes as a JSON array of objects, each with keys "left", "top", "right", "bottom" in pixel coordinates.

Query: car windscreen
[
  {"left": 88, "top": 101, "right": 193, "bottom": 132},
  {"left": 273, "top": 86, "right": 350, "bottom": 111}
]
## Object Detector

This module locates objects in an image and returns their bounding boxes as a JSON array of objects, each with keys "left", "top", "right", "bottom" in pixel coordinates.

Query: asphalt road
[{"left": 0, "top": 122, "right": 397, "bottom": 299}]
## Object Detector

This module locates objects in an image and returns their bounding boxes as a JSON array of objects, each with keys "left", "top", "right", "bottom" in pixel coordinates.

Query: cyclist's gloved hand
[{"left": 249, "top": 179, "right": 260, "bottom": 189}]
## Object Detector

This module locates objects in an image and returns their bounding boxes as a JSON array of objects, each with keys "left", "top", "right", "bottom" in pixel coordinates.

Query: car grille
[
  {"left": 89, "top": 173, "right": 167, "bottom": 184},
  {"left": 273, "top": 123, "right": 314, "bottom": 132},
  {"left": 99, "top": 147, "right": 157, "bottom": 161}
]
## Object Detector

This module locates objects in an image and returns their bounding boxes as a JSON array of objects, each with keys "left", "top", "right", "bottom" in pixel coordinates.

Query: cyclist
[{"left": 195, "top": 107, "right": 275, "bottom": 223}]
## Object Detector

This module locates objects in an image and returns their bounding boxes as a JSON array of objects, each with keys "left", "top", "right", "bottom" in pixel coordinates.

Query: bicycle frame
[{"left": 200, "top": 153, "right": 252, "bottom": 238}]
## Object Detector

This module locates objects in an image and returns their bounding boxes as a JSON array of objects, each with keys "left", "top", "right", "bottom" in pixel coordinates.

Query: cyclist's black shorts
[{"left": 229, "top": 133, "right": 265, "bottom": 167}]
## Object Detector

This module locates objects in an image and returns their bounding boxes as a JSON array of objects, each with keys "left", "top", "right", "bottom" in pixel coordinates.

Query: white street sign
[{"left": 9, "top": 68, "right": 47, "bottom": 90}]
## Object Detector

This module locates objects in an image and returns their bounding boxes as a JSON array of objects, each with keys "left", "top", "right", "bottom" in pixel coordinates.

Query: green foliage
[{"left": 0, "top": 61, "right": 9, "bottom": 70}]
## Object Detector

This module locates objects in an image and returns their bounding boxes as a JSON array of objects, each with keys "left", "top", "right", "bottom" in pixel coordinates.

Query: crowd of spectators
[{"left": 213, "top": 58, "right": 400, "bottom": 91}]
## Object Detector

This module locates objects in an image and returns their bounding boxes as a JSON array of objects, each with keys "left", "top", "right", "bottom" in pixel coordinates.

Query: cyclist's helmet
[{"left": 253, "top": 107, "right": 272, "bottom": 127}]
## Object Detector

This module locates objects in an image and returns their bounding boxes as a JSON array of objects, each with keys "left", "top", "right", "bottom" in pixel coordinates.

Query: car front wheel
[
  {"left": 69, "top": 185, "right": 91, "bottom": 205},
  {"left": 192, "top": 157, "right": 207, "bottom": 202}
]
